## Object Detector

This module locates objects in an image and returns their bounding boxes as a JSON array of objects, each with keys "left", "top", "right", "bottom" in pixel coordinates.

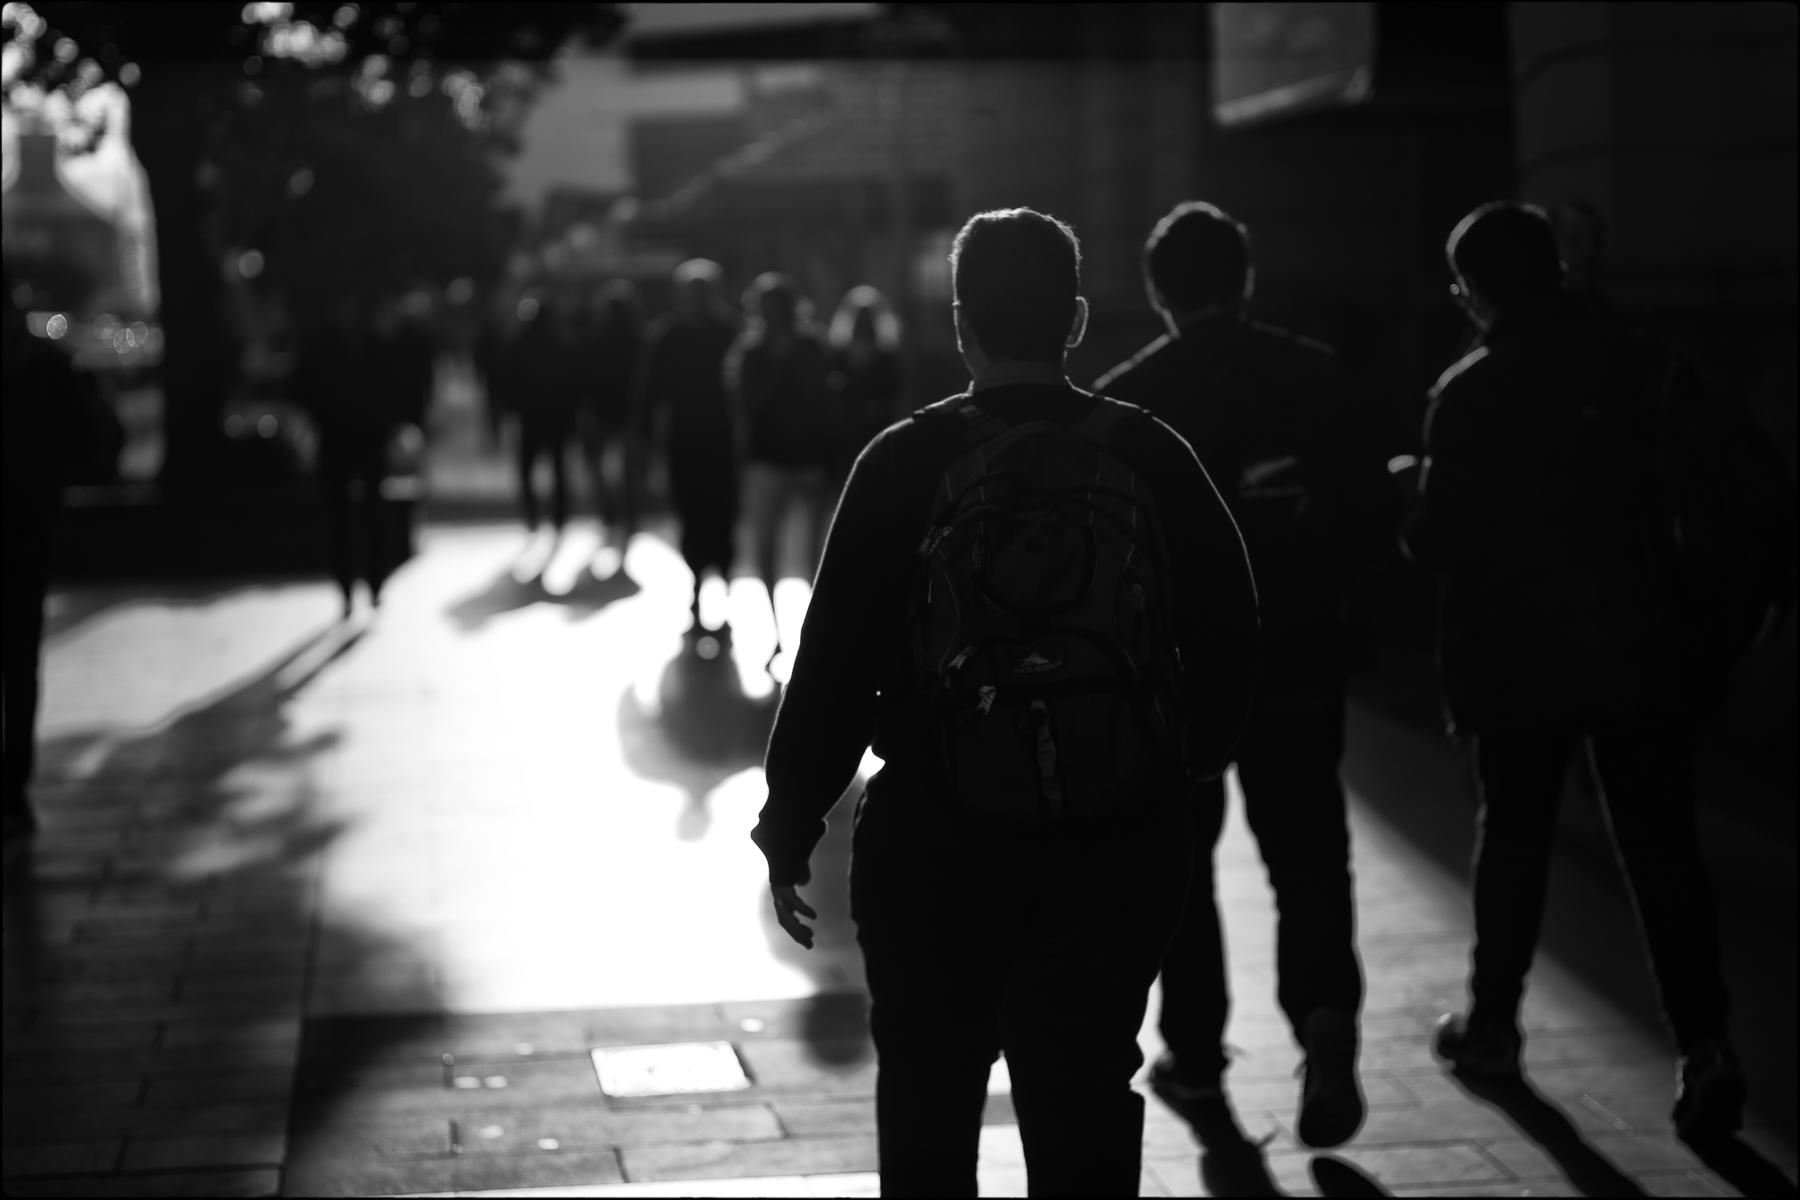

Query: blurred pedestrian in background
[
  {"left": 630, "top": 259, "right": 742, "bottom": 637},
  {"left": 1548, "top": 198, "right": 1621, "bottom": 327},
  {"left": 472, "top": 296, "right": 510, "bottom": 452},
  {"left": 3, "top": 274, "right": 116, "bottom": 845},
  {"left": 825, "top": 284, "right": 903, "bottom": 487},
  {"left": 580, "top": 279, "right": 643, "bottom": 556},
  {"left": 753, "top": 208, "right": 1258, "bottom": 1195},
  {"left": 728, "top": 272, "right": 835, "bottom": 670},
  {"left": 295, "top": 294, "right": 399, "bottom": 617},
  {"left": 1405, "top": 200, "right": 1766, "bottom": 1143},
  {"left": 1095, "top": 201, "right": 1396, "bottom": 1150},
  {"left": 509, "top": 290, "right": 581, "bottom": 539}
]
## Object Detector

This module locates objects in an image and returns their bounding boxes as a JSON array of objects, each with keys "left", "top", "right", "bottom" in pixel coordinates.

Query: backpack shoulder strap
[{"left": 1075, "top": 396, "right": 1147, "bottom": 447}]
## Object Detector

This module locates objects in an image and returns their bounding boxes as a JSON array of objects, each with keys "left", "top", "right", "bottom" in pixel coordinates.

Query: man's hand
[{"left": 770, "top": 884, "right": 817, "bottom": 949}]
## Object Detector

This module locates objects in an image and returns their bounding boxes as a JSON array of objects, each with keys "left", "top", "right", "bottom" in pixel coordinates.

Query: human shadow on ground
[
  {"left": 1310, "top": 1154, "right": 1393, "bottom": 1196},
  {"left": 1448, "top": 1072, "right": 1647, "bottom": 1196},
  {"left": 445, "top": 552, "right": 641, "bottom": 633},
  {"left": 1157, "top": 1091, "right": 1289, "bottom": 1196},
  {"left": 617, "top": 626, "right": 780, "bottom": 843},
  {"left": 1683, "top": 1133, "right": 1799, "bottom": 1198}
]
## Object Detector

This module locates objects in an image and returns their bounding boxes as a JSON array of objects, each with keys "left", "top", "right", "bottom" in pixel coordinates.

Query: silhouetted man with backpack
[
  {"left": 1095, "top": 201, "right": 1394, "bottom": 1150},
  {"left": 751, "top": 208, "right": 1258, "bottom": 1195},
  {"left": 1405, "top": 200, "right": 1793, "bottom": 1143}
]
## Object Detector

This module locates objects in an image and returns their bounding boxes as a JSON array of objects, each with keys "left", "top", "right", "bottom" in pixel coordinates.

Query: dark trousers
[
  {"left": 517, "top": 422, "right": 572, "bottom": 532},
  {"left": 2, "top": 513, "right": 51, "bottom": 810},
  {"left": 852, "top": 778, "right": 1194, "bottom": 1196},
  {"left": 1159, "top": 695, "right": 1364, "bottom": 1072},
  {"left": 324, "top": 471, "right": 388, "bottom": 605},
  {"left": 1467, "top": 722, "right": 1730, "bottom": 1053},
  {"left": 581, "top": 422, "right": 625, "bottom": 529}
]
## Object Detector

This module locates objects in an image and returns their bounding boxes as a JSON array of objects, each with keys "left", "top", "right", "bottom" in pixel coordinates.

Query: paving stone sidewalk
[{"left": 4, "top": 523, "right": 1794, "bottom": 1197}]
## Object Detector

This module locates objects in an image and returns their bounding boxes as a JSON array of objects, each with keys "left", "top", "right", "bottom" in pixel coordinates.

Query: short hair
[
  {"left": 1447, "top": 201, "right": 1563, "bottom": 310},
  {"left": 1144, "top": 201, "right": 1252, "bottom": 313},
  {"left": 743, "top": 271, "right": 811, "bottom": 328},
  {"left": 949, "top": 207, "right": 1081, "bottom": 364}
]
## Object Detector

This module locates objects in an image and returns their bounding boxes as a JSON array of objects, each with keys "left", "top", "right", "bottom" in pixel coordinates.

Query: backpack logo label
[{"left": 1014, "top": 651, "right": 1061, "bottom": 674}]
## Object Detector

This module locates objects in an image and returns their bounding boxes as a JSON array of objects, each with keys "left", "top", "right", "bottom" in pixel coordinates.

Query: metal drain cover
[{"left": 591, "top": 1041, "right": 752, "bottom": 1097}]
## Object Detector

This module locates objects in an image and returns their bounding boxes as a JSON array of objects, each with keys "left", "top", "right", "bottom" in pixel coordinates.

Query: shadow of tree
[{"left": 4, "top": 616, "right": 450, "bottom": 1191}]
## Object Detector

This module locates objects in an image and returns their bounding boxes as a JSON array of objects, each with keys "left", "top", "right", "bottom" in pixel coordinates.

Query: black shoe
[
  {"left": 1673, "top": 1040, "right": 1746, "bottom": 1142},
  {"left": 1149, "top": 1051, "right": 1225, "bottom": 1107},
  {"left": 1432, "top": 1012, "right": 1523, "bottom": 1078},
  {"left": 1297, "top": 1008, "right": 1365, "bottom": 1149}
]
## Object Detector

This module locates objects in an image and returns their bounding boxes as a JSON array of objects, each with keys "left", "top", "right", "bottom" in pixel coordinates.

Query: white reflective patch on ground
[{"left": 591, "top": 1040, "right": 752, "bottom": 1097}]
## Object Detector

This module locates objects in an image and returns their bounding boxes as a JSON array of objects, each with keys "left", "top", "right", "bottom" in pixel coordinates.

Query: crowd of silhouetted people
[
  {"left": 5, "top": 192, "right": 1795, "bottom": 1200},
  {"left": 470, "top": 267, "right": 901, "bottom": 663}
]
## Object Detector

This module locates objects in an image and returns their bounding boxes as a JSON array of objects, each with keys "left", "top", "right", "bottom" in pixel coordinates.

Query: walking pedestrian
[
  {"left": 629, "top": 259, "right": 743, "bottom": 636},
  {"left": 580, "top": 279, "right": 643, "bottom": 552},
  {"left": 511, "top": 291, "right": 580, "bottom": 538},
  {"left": 752, "top": 207, "right": 1258, "bottom": 1195},
  {"left": 825, "top": 284, "right": 903, "bottom": 487},
  {"left": 1095, "top": 200, "right": 1393, "bottom": 1149},
  {"left": 1404, "top": 200, "right": 1755, "bottom": 1142},
  {"left": 3, "top": 275, "right": 113, "bottom": 844},
  {"left": 727, "top": 272, "right": 834, "bottom": 669},
  {"left": 296, "top": 294, "right": 398, "bottom": 617}
]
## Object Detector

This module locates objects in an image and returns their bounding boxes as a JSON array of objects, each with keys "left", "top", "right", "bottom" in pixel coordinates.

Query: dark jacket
[
  {"left": 3, "top": 324, "right": 107, "bottom": 522},
  {"left": 1096, "top": 314, "right": 1395, "bottom": 704},
  {"left": 750, "top": 382, "right": 1260, "bottom": 886},
  {"left": 295, "top": 328, "right": 396, "bottom": 479},
  {"left": 727, "top": 329, "right": 834, "bottom": 471},
  {"left": 631, "top": 309, "right": 742, "bottom": 453},
  {"left": 828, "top": 343, "right": 902, "bottom": 475},
  {"left": 1401, "top": 297, "right": 1683, "bottom": 733},
  {"left": 583, "top": 320, "right": 642, "bottom": 433}
]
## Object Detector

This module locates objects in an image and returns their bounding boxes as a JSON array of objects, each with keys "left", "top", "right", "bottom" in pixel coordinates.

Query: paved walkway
[{"left": 3, "top": 520, "right": 1794, "bottom": 1197}]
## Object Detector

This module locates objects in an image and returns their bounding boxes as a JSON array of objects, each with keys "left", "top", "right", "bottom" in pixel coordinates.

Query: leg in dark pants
[
  {"left": 860, "top": 921, "right": 999, "bottom": 1197},
  {"left": 353, "top": 471, "right": 389, "bottom": 604},
  {"left": 516, "top": 425, "right": 544, "bottom": 532},
  {"left": 1005, "top": 856, "right": 1184, "bottom": 1197},
  {"left": 1467, "top": 726, "right": 1575, "bottom": 1029},
  {"left": 2, "top": 514, "right": 51, "bottom": 815},
  {"left": 1237, "top": 696, "right": 1365, "bottom": 1036},
  {"left": 1156, "top": 775, "right": 1232, "bottom": 1077},
  {"left": 1587, "top": 727, "right": 1731, "bottom": 1052},
  {"left": 855, "top": 791, "right": 1190, "bottom": 1196}
]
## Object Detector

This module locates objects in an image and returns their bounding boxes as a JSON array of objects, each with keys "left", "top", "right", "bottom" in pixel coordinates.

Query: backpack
[
  {"left": 1640, "top": 348, "right": 1797, "bottom": 683},
  {"left": 907, "top": 396, "right": 1188, "bottom": 822}
]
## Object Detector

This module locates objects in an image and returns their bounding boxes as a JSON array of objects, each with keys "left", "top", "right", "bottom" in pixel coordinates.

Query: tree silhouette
[{"left": 3, "top": 2, "right": 624, "bottom": 485}]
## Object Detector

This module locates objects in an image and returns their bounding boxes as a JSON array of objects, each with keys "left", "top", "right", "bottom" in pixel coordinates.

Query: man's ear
[
  {"left": 1066, "top": 295, "right": 1089, "bottom": 350},
  {"left": 953, "top": 302, "right": 972, "bottom": 355}
]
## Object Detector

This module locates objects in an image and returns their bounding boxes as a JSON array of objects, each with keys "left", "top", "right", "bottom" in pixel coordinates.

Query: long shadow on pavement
[
  {"left": 1159, "top": 1091, "right": 1289, "bottom": 1196},
  {"left": 1447, "top": 1072, "right": 1648, "bottom": 1196},
  {"left": 1344, "top": 651, "right": 1797, "bottom": 1186},
  {"left": 617, "top": 629, "right": 779, "bottom": 843},
  {"left": 3, "top": 616, "right": 446, "bottom": 1194}
]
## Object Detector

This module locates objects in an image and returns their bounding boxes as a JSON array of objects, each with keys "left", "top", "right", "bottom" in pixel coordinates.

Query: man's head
[
  {"left": 1143, "top": 201, "right": 1253, "bottom": 326},
  {"left": 948, "top": 207, "right": 1087, "bottom": 367},
  {"left": 744, "top": 271, "right": 807, "bottom": 335},
  {"left": 672, "top": 258, "right": 723, "bottom": 318},
  {"left": 1446, "top": 201, "right": 1563, "bottom": 329}
]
